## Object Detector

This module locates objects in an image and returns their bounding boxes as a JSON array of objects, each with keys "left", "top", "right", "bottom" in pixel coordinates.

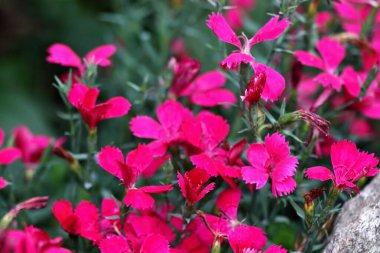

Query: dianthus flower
[
  {"left": 242, "top": 133, "right": 298, "bottom": 197},
  {"left": 68, "top": 83, "right": 131, "bottom": 130},
  {"left": 305, "top": 140, "right": 379, "bottom": 192}
]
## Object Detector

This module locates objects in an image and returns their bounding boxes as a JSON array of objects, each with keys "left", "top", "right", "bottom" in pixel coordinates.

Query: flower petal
[
  {"left": 124, "top": 189, "right": 155, "bottom": 209},
  {"left": 294, "top": 50, "right": 325, "bottom": 69},
  {"left": 102, "top": 97, "right": 131, "bottom": 119},
  {"left": 250, "top": 15, "right": 290, "bottom": 46},
  {"left": 206, "top": 12, "right": 242, "bottom": 48},
  {"left": 140, "top": 234, "right": 170, "bottom": 253},
  {"left": 46, "top": 43, "right": 82, "bottom": 69},
  {"left": 130, "top": 116, "right": 162, "bottom": 139},
  {"left": 85, "top": 44, "right": 116, "bottom": 67},
  {"left": 98, "top": 146, "right": 124, "bottom": 180},
  {"left": 305, "top": 166, "right": 334, "bottom": 181},
  {"left": 0, "top": 148, "right": 21, "bottom": 165},
  {"left": 252, "top": 62, "right": 285, "bottom": 102},
  {"left": 316, "top": 37, "right": 346, "bottom": 71}
]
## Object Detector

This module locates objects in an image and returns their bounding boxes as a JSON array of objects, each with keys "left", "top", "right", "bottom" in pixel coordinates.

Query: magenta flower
[
  {"left": 99, "top": 234, "right": 170, "bottom": 253},
  {"left": 242, "top": 133, "right": 298, "bottom": 197},
  {"left": 177, "top": 168, "right": 215, "bottom": 205},
  {"left": 0, "top": 225, "right": 72, "bottom": 253},
  {"left": 47, "top": 43, "right": 116, "bottom": 75},
  {"left": 0, "top": 128, "right": 21, "bottom": 166},
  {"left": 228, "top": 225, "right": 287, "bottom": 253},
  {"left": 182, "top": 111, "right": 241, "bottom": 181},
  {"left": 52, "top": 199, "right": 102, "bottom": 242},
  {"left": 12, "top": 126, "right": 50, "bottom": 166},
  {"left": 98, "top": 145, "right": 173, "bottom": 209},
  {"left": 176, "top": 69, "right": 236, "bottom": 107},
  {"left": 334, "top": 1, "right": 380, "bottom": 35},
  {"left": 225, "top": 0, "right": 256, "bottom": 30},
  {"left": 305, "top": 140, "right": 379, "bottom": 192},
  {"left": 206, "top": 12, "right": 289, "bottom": 101},
  {"left": 68, "top": 83, "right": 131, "bottom": 130},
  {"left": 294, "top": 37, "right": 346, "bottom": 91},
  {"left": 130, "top": 99, "right": 193, "bottom": 155}
]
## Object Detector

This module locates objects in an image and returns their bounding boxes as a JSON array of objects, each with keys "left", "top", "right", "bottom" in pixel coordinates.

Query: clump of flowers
[{"left": 2, "top": 1, "right": 380, "bottom": 253}]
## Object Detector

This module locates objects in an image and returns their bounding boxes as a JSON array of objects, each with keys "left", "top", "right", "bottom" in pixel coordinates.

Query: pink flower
[
  {"left": 47, "top": 43, "right": 116, "bottom": 76},
  {"left": 334, "top": 1, "right": 380, "bottom": 35},
  {"left": 227, "top": 224, "right": 267, "bottom": 253},
  {"left": 99, "top": 233, "right": 170, "bottom": 253},
  {"left": 178, "top": 69, "right": 237, "bottom": 107},
  {"left": 52, "top": 199, "right": 102, "bottom": 242},
  {"left": 216, "top": 187, "right": 241, "bottom": 222},
  {"left": 294, "top": 37, "right": 346, "bottom": 91},
  {"left": 68, "top": 83, "right": 131, "bottom": 130},
  {"left": 98, "top": 145, "right": 173, "bottom": 209},
  {"left": 305, "top": 140, "right": 379, "bottom": 192},
  {"left": 206, "top": 12, "right": 289, "bottom": 101},
  {"left": 0, "top": 225, "right": 72, "bottom": 253},
  {"left": 177, "top": 168, "right": 215, "bottom": 205},
  {"left": 0, "top": 177, "right": 7, "bottom": 190},
  {"left": 225, "top": 0, "right": 256, "bottom": 30},
  {"left": 0, "top": 128, "right": 21, "bottom": 166},
  {"left": 207, "top": 12, "right": 289, "bottom": 70},
  {"left": 242, "top": 133, "right": 298, "bottom": 197},
  {"left": 12, "top": 126, "right": 50, "bottom": 166},
  {"left": 130, "top": 100, "right": 193, "bottom": 155},
  {"left": 169, "top": 56, "right": 201, "bottom": 96},
  {"left": 169, "top": 56, "right": 236, "bottom": 107},
  {"left": 182, "top": 111, "right": 241, "bottom": 180}
]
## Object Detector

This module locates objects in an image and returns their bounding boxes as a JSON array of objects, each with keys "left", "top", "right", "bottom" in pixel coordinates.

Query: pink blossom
[
  {"left": 182, "top": 111, "right": 241, "bottom": 180},
  {"left": 47, "top": 43, "right": 116, "bottom": 76},
  {"left": 177, "top": 168, "right": 215, "bottom": 205},
  {"left": 227, "top": 224, "right": 267, "bottom": 252},
  {"left": 169, "top": 56, "right": 201, "bottom": 96},
  {"left": 179, "top": 69, "right": 237, "bottom": 107},
  {"left": 99, "top": 233, "right": 170, "bottom": 253},
  {"left": 305, "top": 140, "right": 379, "bottom": 192},
  {"left": 0, "top": 128, "right": 21, "bottom": 166},
  {"left": 294, "top": 37, "right": 346, "bottom": 91},
  {"left": 52, "top": 199, "right": 102, "bottom": 242},
  {"left": 68, "top": 83, "right": 131, "bottom": 130},
  {"left": 242, "top": 133, "right": 298, "bottom": 197},
  {"left": 130, "top": 100, "right": 192, "bottom": 155},
  {"left": 98, "top": 145, "right": 172, "bottom": 209},
  {"left": 334, "top": 1, "right": 380, "bottom": 35},
  {"left": 206, "top": 12, "right": 289, "bottom": 101},
  {"left": 0, "top": 225, "right": 72, "bottom": 253},
  {"left": 226, "top": 0, "right": 256, "bottom": 30},
  {"left": 12, "top": 126, "right": 50, "bottom": 166}
]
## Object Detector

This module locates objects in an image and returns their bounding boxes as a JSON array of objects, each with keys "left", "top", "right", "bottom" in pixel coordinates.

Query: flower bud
[
  {"left": 0, "top": 196, "right": 49, "bottom": 229},
  {"left": 170, "top": 56, "right": 201, "bottom": 96},
  {"left": 304, "top": 188, "right": 325, "bottom": 228},
  {"left": 241, "top": 72, "right": 266, "bottom": 107}
]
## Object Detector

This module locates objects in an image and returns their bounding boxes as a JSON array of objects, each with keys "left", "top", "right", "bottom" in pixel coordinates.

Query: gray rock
[{"left": 323, "top": 175, "right": 380, "bottom": 253}]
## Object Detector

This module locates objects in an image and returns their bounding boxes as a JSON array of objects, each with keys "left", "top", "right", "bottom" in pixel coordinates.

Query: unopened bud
[
  {"left": 0, "top": 196, "right": 49, "bottom": 229},
  {"left": 299, "top": 110, "right": 330, "bottom": 136},
  {"left": 170, "top": 57, "right": 201, "bottom": 96},
  {"left": 304, "top": 188, "right": 325, "bottom": 228},
  {"left": 241, "top": 72, "right": 266, "bottom": 107}
]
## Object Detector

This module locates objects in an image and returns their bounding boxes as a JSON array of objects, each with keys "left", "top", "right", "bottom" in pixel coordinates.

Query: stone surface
[{"left": 323, "top": 175, "right": 380, "bottom": 253}]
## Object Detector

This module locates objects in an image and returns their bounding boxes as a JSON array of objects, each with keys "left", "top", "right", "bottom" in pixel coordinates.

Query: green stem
[{"left": 84, "top": 128, "right": 97, "bottom": 190}]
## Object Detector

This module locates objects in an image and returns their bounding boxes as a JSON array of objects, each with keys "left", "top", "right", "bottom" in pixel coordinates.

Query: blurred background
[{"left": 0, "top": 0, "right": 276, "bottom": 136}]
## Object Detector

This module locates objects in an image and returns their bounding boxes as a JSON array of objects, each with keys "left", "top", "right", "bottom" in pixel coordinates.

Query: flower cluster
[{"left": 1, "top": 1, "right": 380, "bottom": 252}]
